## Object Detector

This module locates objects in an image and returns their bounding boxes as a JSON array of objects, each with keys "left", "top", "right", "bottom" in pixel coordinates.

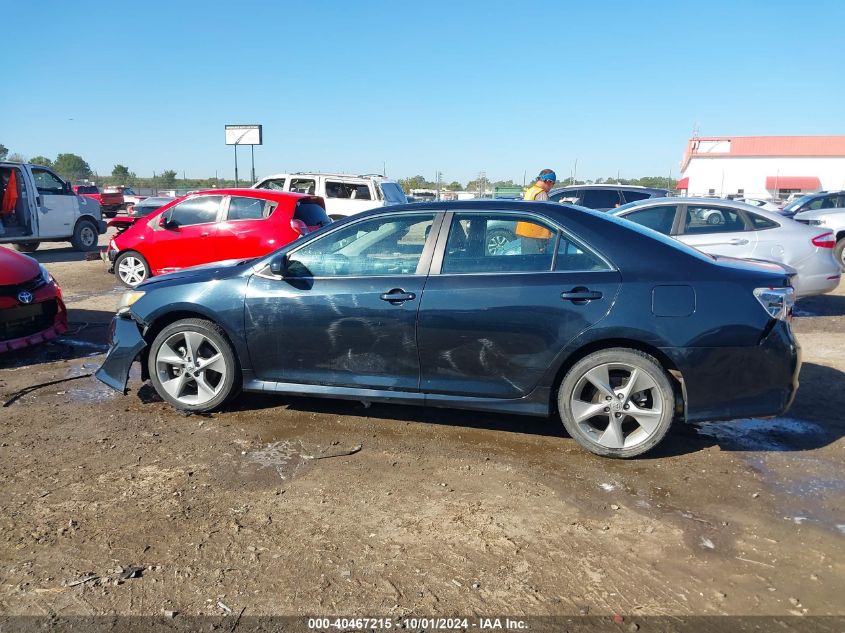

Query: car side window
[
  {"left": 803, "top": 197, "right": 826, "bottom": 211},
  {"left": 550, "top": 189, "right": 582, "bottom": 204},
  {"left": 325, "top": 181, "right": 372, "bottom": 200},
  {"left": 258, "top": 178, "right": 286, "bottom": 191},
  {"left": 442, "top": 213, "right": 556, "bottom": 274},
  {"left": 580, "top": 189, "right": 622, "bottom": 209},
  {"left": 621, "top": 190, "right": 652, "bottom": 203},
  {"left": 748, "top": 213, "right": 779, "bottom": 230},
  {"left": 287, "top": 213, "right": 435, "bottom": 277},
  {"left": 289, "top": 178, "right": 316, "bottom": 195},
  {"left": 167, "top": 196, "right": 223, "bottom": 227},
  {"left": 227, "top": 196, "right": 275, "bottom": 221},
  {"left": 31, "top": 168, "right": 67, "bottom": 195},
  {"left": 622, "top": 205, "right": 677, "bottom": 235},
  {"left": 683, "top": 206, "right": 748, "bottom": 234},
  {"left": 556, "top": 234, "right": 612, "bottom": 272}
]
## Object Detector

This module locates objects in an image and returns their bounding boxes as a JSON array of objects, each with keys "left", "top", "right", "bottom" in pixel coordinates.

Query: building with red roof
[{"left": 678, "top": 136, "right": 845, "bottom": 200}]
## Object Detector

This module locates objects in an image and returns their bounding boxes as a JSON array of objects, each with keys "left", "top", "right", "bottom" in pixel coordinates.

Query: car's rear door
[
  {"left": 245, "top": 211, "right": 441, "bottom": 390},
  {"left": 676, "top": 204, "right": 758, "bottom": 258},
  {"left": 416, "top": 210, "right": 621, "bottom": 399},
  {"left": 215, "top": 194, "right": 280, "bottom": 260}
]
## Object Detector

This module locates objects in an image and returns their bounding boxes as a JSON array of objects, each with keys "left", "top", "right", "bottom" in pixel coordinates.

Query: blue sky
[{"left": 3, "top": 0, "right": 844, "bottom": 184}]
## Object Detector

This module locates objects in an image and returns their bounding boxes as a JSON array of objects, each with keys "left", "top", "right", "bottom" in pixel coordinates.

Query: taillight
[
  {"left": 127, "top": 205, "right": 135, "bottom": 215},
  {"left": 290, "top": 218, "right": 309, "bottom": 236},
  {"left": 811, "top": 232, "right": 835, "bottom": 248},
  {"left": 753, "top": 287, "right": 795, "bottom": 321}
]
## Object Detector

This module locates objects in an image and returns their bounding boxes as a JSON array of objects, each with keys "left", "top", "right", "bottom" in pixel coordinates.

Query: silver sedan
[{"left": 611, "top": 197, "right": 841, "bottom": 297}]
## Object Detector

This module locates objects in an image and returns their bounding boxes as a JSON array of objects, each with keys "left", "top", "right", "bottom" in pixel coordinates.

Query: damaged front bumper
[{"left": 95, "top": 315, "right": 147, "bottom": 394}]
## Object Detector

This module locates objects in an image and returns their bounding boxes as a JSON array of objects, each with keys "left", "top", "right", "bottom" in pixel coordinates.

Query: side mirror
[
  {"left": 269, "top": 254, "right": 288, "bottom": 276},
  {"left": 158, "top": 215, "right": 178, "bottom": 230},
  {"left": 64, "top": 181, "right": 74, "bottom": 195}
]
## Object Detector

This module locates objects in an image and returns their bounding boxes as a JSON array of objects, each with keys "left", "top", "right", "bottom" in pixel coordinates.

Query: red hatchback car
[
  {"left": 105, "top": 189, "right": 331, "bottom": 287},
  {"left": 0, "top": 248, "right": 68, "bottom": 353}
]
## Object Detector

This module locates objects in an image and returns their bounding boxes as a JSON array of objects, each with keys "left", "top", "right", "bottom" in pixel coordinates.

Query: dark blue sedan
[{"left": 96, "top": 201, "right": 800, "bottom": 458}]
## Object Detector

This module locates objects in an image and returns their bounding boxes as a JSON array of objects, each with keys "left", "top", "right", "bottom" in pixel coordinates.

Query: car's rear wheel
[
  {"left": 115, "top": 251, "right": 150, "bottom": 287},
  {"left": 558, "top": 348, "right": 675, "bottom": 458},
  {"left": 706, "top": 213, "right": 723, "bottom": 225},
  {"left": 71, "top": 219, "right": 99, "bottom": 251},
  {"left": 834, "top": 237, "right": 845, "bottom": 269},
  {"left": 148, "top": 318, "right": 240, "bottom": 412},
  {"left": 13, "top": 242, "right": 40, "bottom": 253}
]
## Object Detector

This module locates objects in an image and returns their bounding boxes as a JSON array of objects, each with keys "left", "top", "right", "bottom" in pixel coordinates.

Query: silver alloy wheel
[
  {"left": 80, "top": 225, "right": 97, "bottom": 247},
  {"left": 155, "top": 331, "right": 227, "bottom": 406},
  {"left": 117, "top": 256, "right": 147, "bottom": 286},
  {"left": 569, "top": 362, "right": 664, "bottom": 450},
  {"left": 487, "top": 233, "right": 510, "bottom": 254}
]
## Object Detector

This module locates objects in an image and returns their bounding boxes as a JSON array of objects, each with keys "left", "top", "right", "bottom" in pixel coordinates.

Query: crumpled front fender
[{"left": 95, "top": 316, "right": 147, "bottom": 394}]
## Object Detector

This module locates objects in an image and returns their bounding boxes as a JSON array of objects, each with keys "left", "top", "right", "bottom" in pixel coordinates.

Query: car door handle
[
  {"left": 728, "top": 238, "right": 749, "bottom": 245},
  {"left": 380, "top": 288, "right": 416, "bottom": 304},
  {"left": 200, "top": 232, "right": 211, "bottom": 237},
  {"left": 561, "top": 287, "right": 602, "bottom": 303}
]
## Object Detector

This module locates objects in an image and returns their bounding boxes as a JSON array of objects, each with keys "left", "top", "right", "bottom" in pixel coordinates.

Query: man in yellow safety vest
[
  {"left": 517, "top": 169, "right": 556, "bottom": 249},
  {"left": 523, "top": 169, "right": 556, "bottom": 202}
]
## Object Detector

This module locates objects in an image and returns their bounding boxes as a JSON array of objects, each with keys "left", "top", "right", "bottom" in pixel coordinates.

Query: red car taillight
[
  {"left": 812, "top": 232, "right": 835, "bottom": 248},
  {"left": 290, "top": 218, "right": 309, "bottom": 236},
  {"left": 127, "top": 205, "right": 135, "bottom": 215}
]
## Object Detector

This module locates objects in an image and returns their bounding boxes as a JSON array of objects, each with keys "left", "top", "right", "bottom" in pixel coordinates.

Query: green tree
[
  {"left": 0, "top": 144, "right": 8, "bottom": 161},
  {"left": 397, "top": 175, "right": 434, "bottom": 193},
  {"left": 159, "top": 169, "right": 178, "bottom": 187},
  {"left": 53, "top": 153, "right": 92, "bottom": 181},
  {"left": 445, "top": 181, "right": 463, "bottom": 191},
  {"left": 7, "top": 153, "right": 27, "bottom": 163},
  {"left": 30, "top": 156, "right": 53, "bottom": 167},
  {"left": 111, "top": 164, "right": 132, "bottom": 183}
]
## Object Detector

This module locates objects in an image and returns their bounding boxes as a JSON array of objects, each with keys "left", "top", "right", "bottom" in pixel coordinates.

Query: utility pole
[{"left": 436, "top": 171, "right": 442, "bottom": 201}]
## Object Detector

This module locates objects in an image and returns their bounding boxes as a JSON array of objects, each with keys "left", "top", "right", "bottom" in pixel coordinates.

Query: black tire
[
  {"left": 13, "top": 242, "right": 40, "bottom": 253},
  {"left": 71, "top": 219, "right": 99, "bottom": 251},
  {"left": 148, "top": 318, "right": 240, "bottom": 412},
  {"left": 557, "top": 348, "right": 675, "bottom": 459},
  {"left": 486, "top": 228, "right": 515, "bottom": 254},
  {"left": 114, "top": 250, "right": 151, "bottom": 287},
  {"left": 706, "top": 213, "right": 723, "bottom": 225},
  {"left": 834, "top": 238, "right": 845, "bottom": 270}
]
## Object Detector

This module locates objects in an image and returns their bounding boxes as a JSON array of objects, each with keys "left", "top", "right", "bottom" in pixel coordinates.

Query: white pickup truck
[{"left": 0, "top": 162, "right": 106, "bottom": 252}]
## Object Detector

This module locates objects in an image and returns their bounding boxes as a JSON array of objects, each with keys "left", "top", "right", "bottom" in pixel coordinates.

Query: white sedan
[
  {"left": 736, "top": 197, "right": 782, "bottom": 212},
  {"left": 612, "top": 197, "right": 841, "bottom": 297}
]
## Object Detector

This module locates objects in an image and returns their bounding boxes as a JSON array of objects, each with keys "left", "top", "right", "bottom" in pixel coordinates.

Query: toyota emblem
[{"left": 17, "top": 290, "right": 34, "bottom": 305}]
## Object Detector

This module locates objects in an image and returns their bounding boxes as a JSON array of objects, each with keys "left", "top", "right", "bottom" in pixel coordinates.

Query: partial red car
[
  {"left": 73, "top": 185, "right": 124, "bottom": 217},
  {"left": 104, "top": 189, "right": 331, "bottom": 287},
  {"left": 0, "top": 248, "right": 68, "bottom": 353}
]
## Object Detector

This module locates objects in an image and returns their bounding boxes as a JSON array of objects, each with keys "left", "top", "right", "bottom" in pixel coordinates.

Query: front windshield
[{"left": 783, "top": 194, "right": 815, "bottom": 212}]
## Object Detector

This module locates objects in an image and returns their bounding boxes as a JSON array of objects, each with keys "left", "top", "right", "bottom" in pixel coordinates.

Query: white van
[
  {"left": 0, "top": 162, "right": 106, "bottom": 252},
  {"left": 252, "top": 172, "right": 407, "bottom": 219}
]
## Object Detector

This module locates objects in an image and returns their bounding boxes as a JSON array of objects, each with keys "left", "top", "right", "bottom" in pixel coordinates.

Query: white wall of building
[{"left": 683, "top": 156, "right": 845, "bottom": 198}]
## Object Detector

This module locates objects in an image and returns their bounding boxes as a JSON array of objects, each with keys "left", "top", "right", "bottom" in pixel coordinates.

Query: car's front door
[
  {"left": 29, "top": 167, "right": 76, "bottom": 238},
  {"left": 676, "top": 204, "right": 758, "bottom": 258},
  {"left": 150, "top": 195, "right": 223, "bottom": 273},
  {"left": 245, "top": 211, "right": 440, "bottom": 390},
  {"left": 417, "top": 211, "right": 621, "bottom": 399}
]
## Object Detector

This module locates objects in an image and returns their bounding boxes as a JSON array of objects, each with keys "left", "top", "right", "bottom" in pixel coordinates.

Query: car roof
[
  {"left": 613, "top": 196, "right": 790, "bottom": 219},
  {"left": 182, "top": 188, "right": 313, "bottom": 201},
  {"left": 255, "top": 172, "right": 395, "bottom": 182},
  {"left": 551, "top": 184, "right": 669, "bottom": 194}
]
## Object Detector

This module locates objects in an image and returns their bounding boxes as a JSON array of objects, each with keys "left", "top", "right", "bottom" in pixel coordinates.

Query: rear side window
[
  {"left": 294, "top": 201, "right": 330, "bottom": 227},
  {"left": 258, "top": 178, "right": 286, "bottom": 191},
  {"left": 76, "top": 185, "right": 99, "bottom": 194},
  {"left": 748, "top": 213, "right": 779, "bottom": 230},
  {"left": 550, "top": 189, "right": 583, "bottom": 204},
  {"left": 621, "top": 190, "right": 651, "bottom": 203},
  {"left": 168, "top": 196, "right": 222, "bottom": 227},
  {"left": 556, "top": 234, "right": 612, "bottom": 272},
  {"left": 622, "top": 205, "right": 677, "bottom": 235},
  {"left": 683, "top": 206, "right": 748, "bottom": 234},
  {"left": 380, "top": 182, "right": 407, "bottom": 204},
  {"left": 289, "top": 178, "right": 316, "bottom": 194},
  {"left": 580, "top": 189, "right": 622, "bottom": 209},
  {"left": 227, "top": 196, "right": 276, "bottom": 221},
  {"left": 325, "top": 181, "right": 372, "bottom": 200}
]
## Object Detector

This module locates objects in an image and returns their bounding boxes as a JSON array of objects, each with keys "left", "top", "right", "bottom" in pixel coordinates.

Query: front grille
[
  {"left": 0, "top": 300, "right": 57, "bottom": 340},
  {"left": 0, "top": 274, "right": 47, "bottom": 298}
]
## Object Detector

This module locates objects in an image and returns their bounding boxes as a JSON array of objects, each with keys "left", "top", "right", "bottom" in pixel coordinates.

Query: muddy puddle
[{"left": 696, "top": 417, "right": 844, "bottom": 536}]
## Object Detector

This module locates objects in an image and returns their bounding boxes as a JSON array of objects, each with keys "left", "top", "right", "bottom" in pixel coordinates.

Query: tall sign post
[{"left": 224, "top": 124, "right": 263, "bottom": 187}]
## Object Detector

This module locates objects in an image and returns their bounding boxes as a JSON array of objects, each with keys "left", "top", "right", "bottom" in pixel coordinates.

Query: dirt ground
[{"left": 0, "top": 236, "right": 843, "bottom": 618}]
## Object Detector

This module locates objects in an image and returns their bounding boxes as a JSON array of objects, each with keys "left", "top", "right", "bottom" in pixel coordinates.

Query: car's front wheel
[
  {"left": 71, "top": 219, "right": 99, "bottom": 251},
  {"left": 558, "top": 348, "right": 675, "bottom": 458},
  {"left": 114, "top": 251, "right": 150, "bottom": 287},
  {"left": 148, "top": 319, "right": 240, "bottom": 412}
]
